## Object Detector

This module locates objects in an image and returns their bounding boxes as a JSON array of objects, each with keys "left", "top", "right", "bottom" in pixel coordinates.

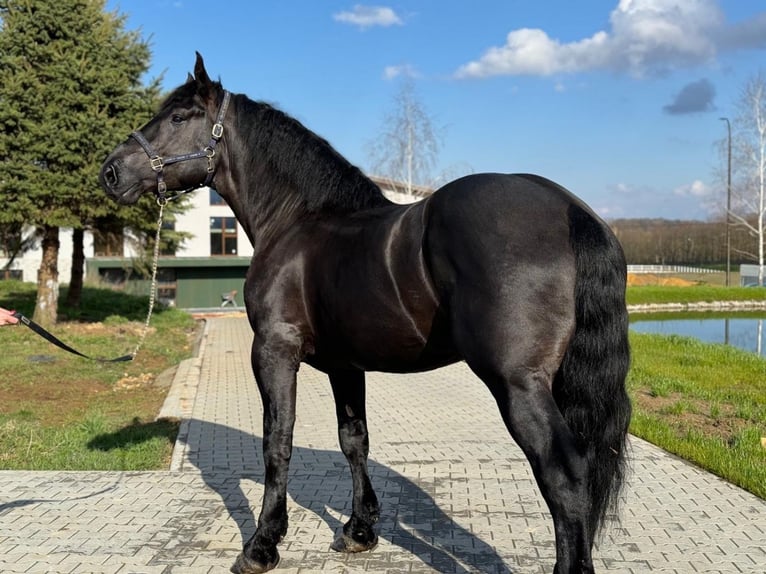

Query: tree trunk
[
  {"left": 33, "top": 225, "right": 60, "bottom": 328},
  {"left": 66, "top": 228, "right": 84, "bottom": 308}
]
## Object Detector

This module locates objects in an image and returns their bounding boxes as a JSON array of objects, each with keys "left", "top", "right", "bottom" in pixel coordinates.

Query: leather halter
[{"left": 131, "top": 90, "right": 231, "bottom": 203}]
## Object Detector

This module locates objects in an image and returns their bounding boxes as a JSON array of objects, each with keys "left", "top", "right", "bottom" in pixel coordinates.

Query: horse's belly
[
  {"left": 309, "top": 309, "right": 459, "bottom": 374},
  {"left": 306, "top": 345, "right": 460, "bottom": 374}
]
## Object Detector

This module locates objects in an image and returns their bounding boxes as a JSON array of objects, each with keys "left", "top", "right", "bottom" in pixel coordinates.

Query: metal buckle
[
  {"left": 150, "top": 156, "right": 164, "bottom": 171},
  {"left": 204, "top": 146, "right": 216, "bottom": 173},
  {"left": 211, "top": 123, "right": 224, "bottom": 139}
]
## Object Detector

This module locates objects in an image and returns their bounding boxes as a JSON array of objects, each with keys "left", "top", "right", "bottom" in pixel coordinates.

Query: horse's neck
[{"left": 216, "top": 98, "right": 390, "bottom": 253}]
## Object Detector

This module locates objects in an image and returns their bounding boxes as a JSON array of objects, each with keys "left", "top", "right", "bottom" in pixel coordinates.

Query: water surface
[{"left": 630, "top": 314, "right": 766, "bottom": 356}]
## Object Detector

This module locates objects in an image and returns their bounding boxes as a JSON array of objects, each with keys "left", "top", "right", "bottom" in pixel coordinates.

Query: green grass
[
  {"left": 0, "top": 413, "right": 179, "bottom": 470},
  {"left": 0, "top": 280, "right": 196, "bottom": 470},
  {"left": 628, "top": 332, "right": 766, "bottom": 499},
  {"left": 627, "top": 284, "right": 766, "bottom": 306}
]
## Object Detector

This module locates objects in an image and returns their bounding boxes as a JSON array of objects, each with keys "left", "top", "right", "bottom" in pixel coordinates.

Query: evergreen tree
[{"left": 0, "top": 0, "right": 162, "bottom": 325}]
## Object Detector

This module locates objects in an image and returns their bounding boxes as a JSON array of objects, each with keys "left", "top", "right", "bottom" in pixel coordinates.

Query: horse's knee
[{"left": 338, "top": 419, "right": 369, "bottom": 456}]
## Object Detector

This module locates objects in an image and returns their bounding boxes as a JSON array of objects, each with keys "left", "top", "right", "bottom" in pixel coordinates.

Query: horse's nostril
[{"left": 104, "top": 164, "right": 118, "bottom": 187}]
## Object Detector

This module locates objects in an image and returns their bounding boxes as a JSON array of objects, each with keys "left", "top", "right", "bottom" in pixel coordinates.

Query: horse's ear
[
  {"left": 186, "top": 72, "right": 194, "bottom": 84},
  {"left": 193, "top": 51, "right": 214, "bottom": 95}
]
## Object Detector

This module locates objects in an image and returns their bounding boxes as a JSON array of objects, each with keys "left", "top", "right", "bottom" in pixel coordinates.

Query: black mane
[{"left": 234, "top": 94, "right": 389, "bottom": 214}]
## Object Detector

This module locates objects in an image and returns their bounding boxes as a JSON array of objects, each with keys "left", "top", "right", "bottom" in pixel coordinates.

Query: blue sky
[{"left": 108, "top": 1, "right": 766, "bottom": 221}]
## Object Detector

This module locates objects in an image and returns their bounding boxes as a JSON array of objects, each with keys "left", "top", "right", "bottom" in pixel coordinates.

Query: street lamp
[{"left": 719, "top": 117, "right": 732, "bottom": 287}]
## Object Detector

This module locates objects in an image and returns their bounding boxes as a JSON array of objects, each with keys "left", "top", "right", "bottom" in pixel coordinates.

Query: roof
[{"left": 369, "top": 175, "right": 434, "bottom": 198}]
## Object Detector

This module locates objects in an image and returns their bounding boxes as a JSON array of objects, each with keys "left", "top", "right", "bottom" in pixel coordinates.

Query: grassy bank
[
  {"left": 0, "top": 280, "right": 196, "bottom": 470},
  {"left": 625, "top": 274, "right": 766, "bottom": 499},
  {"left": 628, "top": 332, "right": 765, "bottom": 498},
  {"left": 627, "top": 284, "right": 766, "bottom": 306}
]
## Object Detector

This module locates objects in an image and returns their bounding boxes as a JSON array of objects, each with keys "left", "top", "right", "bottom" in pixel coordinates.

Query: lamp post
[{"left": 719, "top": 117, "right": 732, "bottom": 287}]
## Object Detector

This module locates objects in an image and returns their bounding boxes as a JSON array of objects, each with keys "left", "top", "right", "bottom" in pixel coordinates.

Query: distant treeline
[{"left": 609, "top": 218, "right": 759, "bottom": 266}]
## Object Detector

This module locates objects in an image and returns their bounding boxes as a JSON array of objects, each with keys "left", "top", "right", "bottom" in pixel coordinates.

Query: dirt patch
[
  {"left": 2, "top": 377, "right": 169, "bottom": 427},
  {"left": 1, "top": 320, "right": 197, "bottom": 428},
  {"left": 634, "top": 389, "right": 751, "bottom": 442},
  {"left": 114, "top": 373, "right": 155, "bottom": 391},
  {"left": 627, "top": 273, "right": 698, "bottom": 287}
]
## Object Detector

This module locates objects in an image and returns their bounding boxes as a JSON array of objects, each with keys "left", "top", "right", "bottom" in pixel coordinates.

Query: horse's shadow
[{"left": 93, "top": 418, "right": 514, "bottom": 573}]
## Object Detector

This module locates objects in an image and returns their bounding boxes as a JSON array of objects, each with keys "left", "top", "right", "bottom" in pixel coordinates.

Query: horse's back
[
  {"left": 422, "top": 173, "right": 603, "bottom": 374},
  {"left": 423, "top": 173, "right": 585, "bottom": 292},
  {"left": 426, "top": 172, "right": 586, "bottom": 238}
]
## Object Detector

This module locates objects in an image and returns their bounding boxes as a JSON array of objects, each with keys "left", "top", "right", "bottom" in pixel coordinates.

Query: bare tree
[
  {"left": 729, "top": 71, "right": 766, "bottom": 285},
  {"left": 367, "top": 78, "right": 443, "bottom": 193}
]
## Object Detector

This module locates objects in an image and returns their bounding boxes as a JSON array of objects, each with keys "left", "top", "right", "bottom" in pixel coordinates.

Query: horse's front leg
[
  {"left": 232, "top": 341, "right": 298, "bottom": 574},
  {"left": 328, "top": 369, "right": 379, "bottom": 553}
]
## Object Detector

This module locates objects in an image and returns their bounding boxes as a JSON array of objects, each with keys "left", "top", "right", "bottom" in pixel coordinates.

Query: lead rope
[{"left": 130, "top": 197, "right": 166, "bottom": 359}]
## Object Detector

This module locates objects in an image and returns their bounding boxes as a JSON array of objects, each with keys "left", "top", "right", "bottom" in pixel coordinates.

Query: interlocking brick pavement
[{"left": 1, "top": 316, "right": 764, "bottom": 573}]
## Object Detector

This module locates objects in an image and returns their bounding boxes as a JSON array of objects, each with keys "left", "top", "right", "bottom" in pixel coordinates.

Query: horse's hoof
[
  {"left": 330, "top": 533, "right": 378, "bottom": 553},
  {"left": 230, "top": 551, "right": 280, "bottom": 574}
]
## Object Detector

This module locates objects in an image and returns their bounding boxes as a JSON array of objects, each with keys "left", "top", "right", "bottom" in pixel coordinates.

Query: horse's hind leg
[
  {"left": 487, "top": 368, "right": 594, "bottom": 574},
  {"left": 328, "top": 369, "right": 380, "bottom": 553},
  {"left": 454, "top": 308, "right": 594, "bottom": 572}
]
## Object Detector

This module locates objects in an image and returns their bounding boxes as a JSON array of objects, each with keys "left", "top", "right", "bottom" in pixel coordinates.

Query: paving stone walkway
[{"left": 1, "top": 316, "right": 764, "bottom": 573}]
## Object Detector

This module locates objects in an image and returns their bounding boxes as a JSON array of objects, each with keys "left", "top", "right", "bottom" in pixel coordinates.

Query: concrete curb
[{"left": 157, "top": 319, "right": 209, "bottom": 472}]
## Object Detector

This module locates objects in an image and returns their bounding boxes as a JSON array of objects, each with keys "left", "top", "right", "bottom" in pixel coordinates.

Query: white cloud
[
  {"left": 333, "top": 5, "right": 403, "bottom": 29},
  {"left": 383, "top": 64, "right": 419, "bottom": 80},
  {"left": 674, "top": 180, "right": 710, "bottom": 197},
  {"left": 455, "top": 0, "right": 765, "bottom": 78},
  {"left": 613, "top": 182, "right": 633, "bottom": 195},
  {"left": 598, "top": 179, "right": 717, "bottom": 219}
]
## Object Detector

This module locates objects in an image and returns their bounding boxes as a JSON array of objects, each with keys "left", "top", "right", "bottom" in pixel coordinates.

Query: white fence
[{"left": 627, "top": 265, "right": 718, "bottom": 274}]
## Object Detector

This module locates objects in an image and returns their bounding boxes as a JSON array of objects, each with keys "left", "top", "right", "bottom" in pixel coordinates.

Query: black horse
[{"left": 100, "top": 54, "right": 631, "bottom": 574}]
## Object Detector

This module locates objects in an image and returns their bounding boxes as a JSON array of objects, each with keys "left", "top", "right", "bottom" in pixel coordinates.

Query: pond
[{"left": 630, "top": 313, "right": 766, "bottom": 356}]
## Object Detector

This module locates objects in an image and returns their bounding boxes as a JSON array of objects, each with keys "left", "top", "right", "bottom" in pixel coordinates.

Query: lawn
[
  {"left": 627, "top": 284, "right": 766, "bottom": 306},
  {"left": 627, "top": 331, "right": 766, "bottom": 499},
  {"left": 0, "top": 280, "right": 197, "bottom": 470},
  {"left": 626, "top": 278, "right": 766, "bottom": 500}
]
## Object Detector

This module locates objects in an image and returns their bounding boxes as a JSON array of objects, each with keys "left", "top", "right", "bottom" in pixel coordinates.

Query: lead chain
[{"left": 130, "top": 198, "right": 166, "bottom": 359}]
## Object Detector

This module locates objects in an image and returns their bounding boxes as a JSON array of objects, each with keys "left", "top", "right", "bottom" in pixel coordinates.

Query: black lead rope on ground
[
  {"left": 8, "top": 201, "right": 167, "bottom": 364},
  {"left": 11, "top": 310, "right": 134, "bottom": 363}
]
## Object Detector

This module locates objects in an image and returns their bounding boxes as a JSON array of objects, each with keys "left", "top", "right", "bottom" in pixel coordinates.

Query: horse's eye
[{"left": 171, "top": 114, "right": 185, "bottom": 124}]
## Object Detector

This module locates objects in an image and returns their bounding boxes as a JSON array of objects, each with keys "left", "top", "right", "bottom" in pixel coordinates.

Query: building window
[
  {"left": 1, "top": 269, "right": 22, "bottom": 280},
  {"left": 210, "top": 217, "right": 237, "bottom": 255},
  {"left": 0, "top": 227, "right": 22, "bottom": 259},
  {"left": 156, "top": 268, "right": 177, "bottom": 306},
  {"left": 160, "top": 220, "right": 176, "bottom": 256},
  {"left": 93, "top": 229, "right": 125, "bottom": 256},
  {"left": 210, "top": 189, "right": 226, "bottom": 205}
]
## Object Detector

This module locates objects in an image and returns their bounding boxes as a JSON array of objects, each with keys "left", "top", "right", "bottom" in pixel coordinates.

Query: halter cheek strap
[{"left": 131, "top": 90, "right": 231, "bottom": 203}]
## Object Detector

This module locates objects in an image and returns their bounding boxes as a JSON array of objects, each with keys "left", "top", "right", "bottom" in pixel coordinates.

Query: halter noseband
[{"left": 131, "top": 90, "right": 231, "bottom": 203}]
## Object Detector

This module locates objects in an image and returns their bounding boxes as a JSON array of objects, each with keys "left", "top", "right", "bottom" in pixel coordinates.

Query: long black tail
[{"left": 553, "top": 203, "right": 632, "bottom": 539}]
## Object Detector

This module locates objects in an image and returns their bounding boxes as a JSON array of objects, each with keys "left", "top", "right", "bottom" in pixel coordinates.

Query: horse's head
[{"left": 100, "top": 53, "right": 229, "bottom": 205}]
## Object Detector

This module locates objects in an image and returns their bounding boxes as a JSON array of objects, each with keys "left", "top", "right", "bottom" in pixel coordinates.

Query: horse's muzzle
[{"left": 99, "top": 160, "right": 141, "bottom": 205}]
